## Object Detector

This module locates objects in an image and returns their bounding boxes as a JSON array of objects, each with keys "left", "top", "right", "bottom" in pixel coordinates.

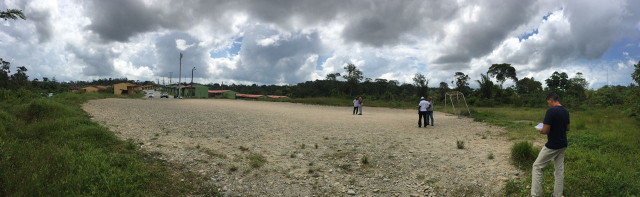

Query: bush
[
  {"left": 511, "top": 141, "right": 539, "bottom": 168},
  {"left": 456, "top": 140, "right": 465, "bottom": 149}
]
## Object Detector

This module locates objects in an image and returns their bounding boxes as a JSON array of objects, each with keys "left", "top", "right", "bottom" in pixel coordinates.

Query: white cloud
[{"left": 0, "top": 0, "right": 638, "bottom": 88}]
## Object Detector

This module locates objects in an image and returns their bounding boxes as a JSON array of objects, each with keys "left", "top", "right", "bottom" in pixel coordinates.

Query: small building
[
  {"left": 184, "top": 84, "right": 209, "bottom": 98},
  {"left": 94, "top": 85, "right": 108, "bottom": 90},
  {"left": 81, "top": 86, "right": 100, "bottom": 93},
  {"left": 68, "top": 84, "right": 80, "bottom": 92},
  {"left": 236, "top": 94, "right": 267, "bottom": 99},
  {"left": 208, "top": 90, "right": 237, "bottom": 99},
  {"left": 113, "top": 83, "right": 140, "bottom": 95},
  {"left": 140, "top": 85, "right": 154, "bottom": 90},
  {"left": 267, "top": 95, "right": 288, "bottom": 99}
]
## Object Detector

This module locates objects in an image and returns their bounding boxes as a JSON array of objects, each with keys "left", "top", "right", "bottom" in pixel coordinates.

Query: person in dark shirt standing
[{"left": 532, "top": 92, "right": 570, "bottom": 197}]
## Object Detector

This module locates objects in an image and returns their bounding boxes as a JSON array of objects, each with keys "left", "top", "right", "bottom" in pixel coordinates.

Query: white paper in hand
[{"left": 535, "top": 123, "right": 543, "bottom": 131}]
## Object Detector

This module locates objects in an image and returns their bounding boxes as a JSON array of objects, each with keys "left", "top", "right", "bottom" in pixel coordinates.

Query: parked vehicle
[
  {"left": 148, "top": 93, "right": 154, "bottom": 98},
  {"left": 160, "top": 92, "right": 169, "bottom": 98}
]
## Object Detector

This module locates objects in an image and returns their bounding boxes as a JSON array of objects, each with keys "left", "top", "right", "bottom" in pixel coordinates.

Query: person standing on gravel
[
  {"left": 531, "top": 92, "right": 570, "bottom": 197},
  {"left": 418, "top": 97, "right": 428, "bottom": 128},
  {"left": 353, "top": 97, "right": 359, "bottom": 115},
  {"left": 357, "top": 96, "right": 363, "bottom": 115},
  {"left": 426, "top": 96, "right": 434, "bottom": 126}
]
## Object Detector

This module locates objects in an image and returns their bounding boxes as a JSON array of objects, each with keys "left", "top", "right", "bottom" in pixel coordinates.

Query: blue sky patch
[
  {"left": 316, "top": 53, "right": 332, "bottom": 70},
  {"left": 518, "top": 29, "right": 538, "bottom": 42}
]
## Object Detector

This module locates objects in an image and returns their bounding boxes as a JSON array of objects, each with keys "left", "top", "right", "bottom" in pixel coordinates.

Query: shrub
[
  {"left": 488, "top": 152, "right": 494, "bottom": 160},
  {"left": 248, "top": 153, "right": 266, "bottom": 168},
  {"left": 511, "top": 141, "right": 539, "bottom": 168},
  {"left": 361, "top": 156, "right": 369, "bottom": 165},
  {"left": 456, "top": 140, "right": 465, "bottom": 149}
]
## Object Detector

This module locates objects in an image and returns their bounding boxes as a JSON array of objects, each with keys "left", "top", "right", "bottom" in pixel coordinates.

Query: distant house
[
  {"left": 68, "top": 84, "right": 80, "bottom": 92},
  {"left": 184, "top": 84, "right": 209, "bottom": 98},
  {"left": 140, "top": 85, "right": 154, "bottom": 90},
  {"left": 113, "top": 83, "right": 140, "bottom": 95},
  {"left": 94, "top": 85, "right": 108, "bottom": 90},
  {"left": 236, "top": 94, "right": 267, "bottom": 99},
  {"left": 267, "top": 95, "right": 287, "bottom": 99},
  {"left": 81, "top": 86, "right": 99, "bottom": 93},
  {"left": 208, "top": 90, "right": 236, "bottom": 99}
]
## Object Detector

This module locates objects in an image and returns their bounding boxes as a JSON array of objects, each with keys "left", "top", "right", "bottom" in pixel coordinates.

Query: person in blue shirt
[{"left": 532, "top": 92, "right": 570, "bottom": 197}]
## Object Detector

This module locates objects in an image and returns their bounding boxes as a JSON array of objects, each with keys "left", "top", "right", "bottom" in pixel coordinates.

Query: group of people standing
[
  {"left": 418, "top": 96, "right": 434, "bottom": 127},
  {"left": 353, "top": 96, "right": 363, "bottom": 115}
]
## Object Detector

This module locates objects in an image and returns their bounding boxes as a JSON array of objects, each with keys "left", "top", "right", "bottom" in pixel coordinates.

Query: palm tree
[{"left": 1, "top": 9, "right": 26, "bottom": 21}]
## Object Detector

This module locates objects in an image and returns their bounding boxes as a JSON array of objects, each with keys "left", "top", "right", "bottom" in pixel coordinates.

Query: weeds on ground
[
  {"left": 238, "top": 146, "right": 249, "bottom": 151},
  {"left": 456, "top": 140, "right": 465, "bottom": 149},
  {"left": 361, "top": 156, "right": 369, "bottom": 165},
  {"left": 488, "top": 152, "right": 494, "bottom": 160},
  {"left": 248, "top": 153, "right": 267, "bottom": 168},
  {"left": 229, "top": 166, "right": 238, "bottom": 172},
  {"left": 511, "top": 141, "right": 539, "bottom": 168},
  {"left": 203, "top": 149, "right": 227, "bottom": 159}
]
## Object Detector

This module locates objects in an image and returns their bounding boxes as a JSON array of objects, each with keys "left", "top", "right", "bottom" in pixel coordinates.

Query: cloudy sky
[{"left": 1, "top": 0, "right": 639, "bottom": 88}]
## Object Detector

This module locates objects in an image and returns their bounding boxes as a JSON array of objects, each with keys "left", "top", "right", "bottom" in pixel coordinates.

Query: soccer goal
[{"left": 444, "top": 91, "right": 471, "bottom": 117}]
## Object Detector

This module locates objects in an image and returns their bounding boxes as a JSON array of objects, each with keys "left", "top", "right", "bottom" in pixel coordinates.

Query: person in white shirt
[
  {"left": 418, "top": 96, "right": 429, "bottom": 128},
  {"left": 353, "top": 97, "right": 359, "bottom": 115}
]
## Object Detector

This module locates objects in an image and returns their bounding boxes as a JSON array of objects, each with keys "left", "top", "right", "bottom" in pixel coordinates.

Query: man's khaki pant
[{"left": 531, "top": 146, "right": 566, "bottom": 197}]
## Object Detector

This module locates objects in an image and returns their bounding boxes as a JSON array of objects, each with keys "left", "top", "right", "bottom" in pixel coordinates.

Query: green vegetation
[
  {"left": 488, "top": 152, "right": 494, "bottom": 160},
  {"left": 361, "top": 155, "right": 369, "bottom": 165},
  {"left": 0, "top": 90, "right": 216, "bottom": 196},
  {"left": 511, "top": 141, "right": 539, "bottom": 168},
  {"left": 456, "top": 140, "right": 465, "bottom": 149},
  {"left": 238, "top": 146, "right": 249, "bottom": 151},
  {"left": 248, "top": 153, "right": 266, "bottom": 168},
  {"left": 472, "top": 106, "right": 640, "bottom": 196}
]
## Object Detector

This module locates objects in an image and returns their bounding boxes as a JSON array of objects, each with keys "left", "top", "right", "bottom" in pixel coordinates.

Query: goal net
[{"left": 444, "top": 91, "right": 471, "bottom": 117}]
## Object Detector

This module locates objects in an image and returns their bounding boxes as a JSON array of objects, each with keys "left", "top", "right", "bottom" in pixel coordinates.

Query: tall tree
[
  {"left": 438, "top": 82, "right": 450, "bottom": 101},
  {"left": 632, "top": 61, "right": 640, "bottom": 85},
  {"left": 454, "top": 72, "right": 470, "bottom": 91},
  {"left": 515, "top": 77, "right": 542, "bottom": 94},
  {"left": 342, "top": 63, "right": 363, "bottom": 95},
  {"left": 475, "top": 73, "right": 494, "bottom": 99},
  {"left": 0, "top": 58, "right": 10, "bottom": 88},
  {"left": 325, "top": 72, "right": 341, "bottom": 94},
  {"left": 487, "top": 63, "right": 518, "bottom": 88},
  {"left": 412, "top": 73, "right": 429, "bottom": 97},
  {"left": 0, "top": 9, "right": 26, "bottom": 21}
]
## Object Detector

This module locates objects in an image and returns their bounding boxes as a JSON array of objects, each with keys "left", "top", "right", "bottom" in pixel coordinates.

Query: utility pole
[
  {"left": 191, "top": 67, "right": 196, "bottom": 84},
  {"left": 169, "top": 72, "right": 173, "bottom": 85},
  {"left": 178, "top": 53, "right": 183, "bottom": 98}
]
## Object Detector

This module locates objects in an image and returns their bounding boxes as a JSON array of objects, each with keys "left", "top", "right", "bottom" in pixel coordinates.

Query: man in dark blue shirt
[{"left": 532, "top": 92, "right": 570, "bottom": 197}]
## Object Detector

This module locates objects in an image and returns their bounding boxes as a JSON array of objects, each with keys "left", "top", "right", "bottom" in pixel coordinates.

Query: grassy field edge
[{"left": 0, "top": 90, "right": 219, "bottom": 196}]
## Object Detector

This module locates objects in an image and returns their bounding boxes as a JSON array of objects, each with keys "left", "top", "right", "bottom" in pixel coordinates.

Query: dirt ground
[{"left": 83, "top": 98, "right": 519, "bottom": 196}]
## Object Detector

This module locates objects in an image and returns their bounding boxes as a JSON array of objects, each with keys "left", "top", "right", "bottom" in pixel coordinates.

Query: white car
[{"left": 147, "top": 93, "right": 154, "bottom": 98}]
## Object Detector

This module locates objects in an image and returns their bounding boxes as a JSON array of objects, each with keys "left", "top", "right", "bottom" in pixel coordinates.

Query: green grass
[
  {"left": 247, "top": 153, "right": 266, "bottom": 168},
  {"left": 456, "top": 140, "right": 465, "bottom": 149},
  {"left": 0, "top": 90, "right": 218, "bottom": 196},
  {"left": 472, "top": 106, "right": 640, "bottom": 196}
]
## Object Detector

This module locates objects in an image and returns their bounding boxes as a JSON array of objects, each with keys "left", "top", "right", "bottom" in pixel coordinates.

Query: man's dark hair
[{"left": 546, "top": 92, "right": 559, "bottom": 101}]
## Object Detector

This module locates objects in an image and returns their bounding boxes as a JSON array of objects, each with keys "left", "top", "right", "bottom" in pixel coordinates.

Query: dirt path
[{"left": 83, "top": 98, "right": 518, "bottom": 196}]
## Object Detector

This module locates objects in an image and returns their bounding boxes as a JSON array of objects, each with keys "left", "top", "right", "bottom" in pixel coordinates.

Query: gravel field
[{"left": 83, "top": 97, "right": 519, "bottom": 196}]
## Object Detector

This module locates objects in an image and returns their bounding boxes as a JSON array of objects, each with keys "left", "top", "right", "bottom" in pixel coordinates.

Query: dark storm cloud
[
  {"left": 154, "top": 32, "right": 210, "bottom": 80},
  {"left": 27, "top": 8, "right": 54, "bottom": 43},
  {"left": 341, "top": 0, "right": 459, "bottom": 47},
  {"left": 66, "top": 44, "right": 118, "bottom": 76},
  {"left": 84, "top": 0, "right": 194, "bottom": 42},
  {"left": 434, "top": 0, "right": 537, "bottom": 65}
]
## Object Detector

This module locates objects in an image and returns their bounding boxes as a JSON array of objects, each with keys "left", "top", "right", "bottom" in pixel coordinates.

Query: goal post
[{"left": 444, "top": 91, "right": 471, "bottom": 117}]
